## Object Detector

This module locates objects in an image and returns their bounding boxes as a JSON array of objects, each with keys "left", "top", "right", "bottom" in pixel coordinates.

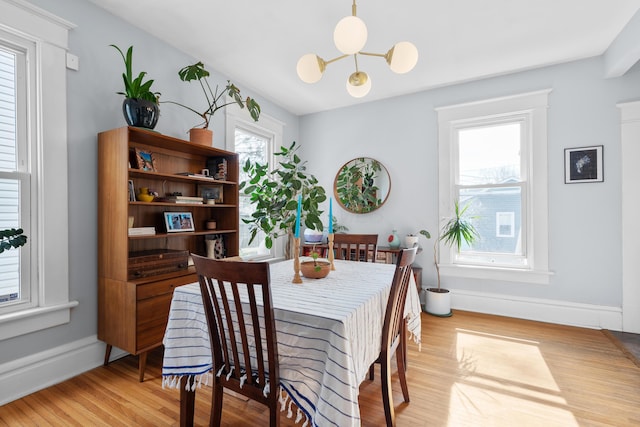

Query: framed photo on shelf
[
  {"left": 164, "top": 212, "right": 195, "bottom": 233},
  {"left": 199, "top": 185, "right": 224, "bottom": 204},
  {"left": 134, "top": 148, "right": 157, "bottom": 171},
  {"left": 128, "top": 180, "right": 136, "bottom": 202},
  {"left": 564, "top": 145, "right": 603, "bottom": 184}
]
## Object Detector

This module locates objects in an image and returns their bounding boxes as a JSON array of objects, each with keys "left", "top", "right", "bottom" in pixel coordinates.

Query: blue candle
[
  {"left": 294, "top": 194, "right": 302, "bottom": 238},
  {"left": 328, "top": 198, "right": 333, "bottom": 233}
]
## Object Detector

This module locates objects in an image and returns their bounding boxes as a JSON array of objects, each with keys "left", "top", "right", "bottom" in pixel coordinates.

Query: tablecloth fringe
[
  {"left": 279, "top": 386, "right": 309, "bottom": 427},
  {"left": 162, "top": 371, "right": 212, "bottom": 391}
]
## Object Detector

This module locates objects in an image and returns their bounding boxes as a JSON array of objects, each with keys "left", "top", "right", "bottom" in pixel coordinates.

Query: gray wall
[
  {"left": 0, "top": 0, "right": 298, "bottom": 364},
  {"left": 300, "top": 55, "right": 640, "bottom": 307}
]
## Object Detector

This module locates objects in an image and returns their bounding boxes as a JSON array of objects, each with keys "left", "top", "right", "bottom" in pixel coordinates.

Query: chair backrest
[
  {"left": 191, "top": 254, "right": 279, "bottom": 406},
  {"left": 381, "top": 247, "right": 417, "bottom": 357},
  {"left": 333, "top": 233, "right": 378, "bottom": 262}
]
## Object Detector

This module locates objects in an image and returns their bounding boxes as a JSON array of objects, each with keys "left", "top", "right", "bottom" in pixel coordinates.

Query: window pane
[
  {"left": 0, "top": 48, "right": 16, "bottom": 171},
  {"left": 235, "top": 129, "right": 269, "bottom": 257},
  {"left": 0, "top": 178, "right": 20, "bottom": 302},
  {"left": 458, "top": 123, "right": 521, "bottom": 185},
  {"left": 460, "top": 186, "right": 522, "bottom": 256}
]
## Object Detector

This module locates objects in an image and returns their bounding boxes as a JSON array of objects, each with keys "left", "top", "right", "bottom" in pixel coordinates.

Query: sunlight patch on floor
[{"left": 446, "top": 329, "right": 579, "bottom": 426}]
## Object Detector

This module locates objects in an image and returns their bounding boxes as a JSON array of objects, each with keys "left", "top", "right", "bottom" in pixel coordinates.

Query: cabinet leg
[
  {"left": 138, "top": 351, "right": 148, "bottom": 382},
  {"left": 104, "top": 344, "right": 112, "bottom": 366}
]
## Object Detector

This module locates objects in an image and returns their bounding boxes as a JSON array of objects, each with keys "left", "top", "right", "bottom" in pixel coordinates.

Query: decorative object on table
[
  {"left": 136, "top": 187, "right": 155, "bottom": 202},
  {"left": 162, "top": 61, "right": 260, "bottom": 146},
  {"left": 564, "top": 145, "right": 603, "bottom": 183},
  {"left": 0, "top": 228, "right": 27, "bottom": 254},
  {"left": 426, "top": 201, "right": 479, "bottom": 317},
  {"left": 198, "top": 184, "right": 224, "bottom": 204},
  {"left": 240, "top": 141, "right": 327, "bottom": 258},
  {"left": 132, "top": 148, "right": 157, "bottom": 171},
  {"left": 300, "top": 249, "right": 331, "bottom": 279},
  {"left": 163, "top": 211, "right": 195, "bottom": 233},
  {"left": 110, "top": 45, "right": 160, "bottom": 129},
  {"left": 296, "top": 0, "right": 418, "bottom": 98},
  {"left": 387, "top": 229, "right": 400, "bottom": 249},
  {"left": 328, "top": 197, "right": 335, "bottom": 270},
  {"left": 405, "top": 229, "right": 431, "bottom": 248},
  {"left": 334, "top": 157, "right": 390, "bottom": 213},
  {"left": 303, "top": 228, "right": 323, "bottom": 243},
  {"left": 293, "top": 238, "right": 302, "bottom": 284}
]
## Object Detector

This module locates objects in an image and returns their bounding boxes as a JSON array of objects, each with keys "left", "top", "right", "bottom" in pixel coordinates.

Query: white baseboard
[
  {"left": 0, "top": 335, "right": 128, "bottom": 406},
  {"left": 451, "top": 289, "right": 623, "bottom": 330}
]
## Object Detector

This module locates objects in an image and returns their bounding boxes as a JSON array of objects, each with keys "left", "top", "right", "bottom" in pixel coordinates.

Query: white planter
[
  {"left": 424, "top": 288, "right": 452, "bottom": 317},
  {"left": 405, "top": 235, "right": 419, "bottom": 248}
]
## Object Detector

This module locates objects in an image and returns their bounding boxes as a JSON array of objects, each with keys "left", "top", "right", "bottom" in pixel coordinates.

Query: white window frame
[
  {"left": 0, "top": 0, "right": 76, "bottom": 340},
  {"left": 226, "top": 106, "right": 284, "bottom": 261},
  {"left": 437, "top": 90, "right": 552, "bottom": 284}
]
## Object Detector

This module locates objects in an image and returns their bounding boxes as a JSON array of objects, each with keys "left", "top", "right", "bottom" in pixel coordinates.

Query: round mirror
[{"left": 334, "top": 157, "right": 391, "bottom": 213}]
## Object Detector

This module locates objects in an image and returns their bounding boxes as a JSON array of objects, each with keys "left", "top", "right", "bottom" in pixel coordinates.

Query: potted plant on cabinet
[
  {"left": 163, "top": 61, "right": 260, "bottom": 145},
  {"left": 405, "top": 229, "right": 431, "bottom": 248},
  {"left": 110, "top": 45, "right": 160, "bottom": 129},
  {"left": 425, "top": 201, "right": 479, "bottom": 317},
  {"left": 240, "top": 141, "right": 326, "bottom": 258}
]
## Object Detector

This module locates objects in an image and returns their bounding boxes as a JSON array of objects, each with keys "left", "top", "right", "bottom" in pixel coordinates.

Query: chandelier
[{"left": 296, "top": 0, "right": 418, "bottom": 98}]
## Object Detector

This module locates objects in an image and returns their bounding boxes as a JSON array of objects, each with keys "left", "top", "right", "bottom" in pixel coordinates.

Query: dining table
[{"left": 161, "top": 259, "right": 422, "bottom": 427}]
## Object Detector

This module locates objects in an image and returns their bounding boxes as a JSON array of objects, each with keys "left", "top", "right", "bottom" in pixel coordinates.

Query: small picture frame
[
  {"left": 128, "top": 180, "right": 136, "bottom": 202},
  {"left": 164, "top": 212, "right": 195, "bottom": 232},
  {"left": 565, "top": 145, "right": 603, "bottom": 184},
  {"left": 199, "top": 185, "right": 224, "bottom": 204},
  {"left": 135, "top": 148, "right": 157, "bottom": 172}
]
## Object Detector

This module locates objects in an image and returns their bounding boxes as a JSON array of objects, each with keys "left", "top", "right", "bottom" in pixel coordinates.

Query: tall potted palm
[
  {"left": 239, "top": 141, "right": 326, "bottom": 258},
  {"left": 425, "top": 201, "right": 479, "bottom": 317},
  {"left": 0, "top": 228, "right": 27, "bottom": 253}
]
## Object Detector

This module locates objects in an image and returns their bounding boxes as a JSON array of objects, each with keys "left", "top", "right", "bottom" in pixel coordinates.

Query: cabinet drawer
[
  {"left": 137, "top": 292, "right": 173, "bottom": 351},
  {"left": 136, "top": 274, "right": 196, "bottom": 300}
]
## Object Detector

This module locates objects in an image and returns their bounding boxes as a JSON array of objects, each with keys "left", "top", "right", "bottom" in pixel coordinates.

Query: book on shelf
[
  {"left": 128, "top": 227, "right": 156, "bottom": 236},
  {"left": 155, "top": 195, "right": 204, "bottom": 204},
  {"left": 175, "top": 172, "right": 215, "bottom": 179}
]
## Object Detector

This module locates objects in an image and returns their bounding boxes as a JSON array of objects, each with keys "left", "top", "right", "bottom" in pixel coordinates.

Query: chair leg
[
  {"left": 396, "top": 343, "right": 410, "bottom": 403},
  {"left": 210, "top": 383, "right": 223, "bottom": 427},
  {"left": 381, "top": 356, "right": 395, "bottom": 427}
]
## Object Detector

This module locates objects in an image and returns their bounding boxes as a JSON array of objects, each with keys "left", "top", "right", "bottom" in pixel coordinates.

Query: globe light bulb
[
  {"left": 297, "top": 54, "right": 325, "bottom": 83},
  {"left": 388, "top": 41, "right": 418, "bottom": 74},
  {"left": 346, "top": 71, "right": 371, "bottom": 98},
  {"left": 333, "top": 16, "right": 368, "bottom": 55}
]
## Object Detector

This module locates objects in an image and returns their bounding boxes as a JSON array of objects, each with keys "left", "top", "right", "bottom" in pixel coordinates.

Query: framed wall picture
[
  {"left": 199, "top": 185, "right": 224, "bottom": 204},
  {"left": 164, "top": 212, "right": 195, "bottom": 232},
  {"left": 134, "top": 148, "right": 157, "bottom": 171},
  {"left": 564, "top": 145, "right": 603, "bottom": 184}
]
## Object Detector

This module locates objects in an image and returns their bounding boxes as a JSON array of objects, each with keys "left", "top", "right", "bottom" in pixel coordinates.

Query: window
[
  {"left": 437, "top": 90, "right": 551, "bottom": 284},
  {"left": 0, "top": 0, "right": 75, "bottom": 340},
  {"left": 226, "top": 107, "right": 283, "bottom": 260}
]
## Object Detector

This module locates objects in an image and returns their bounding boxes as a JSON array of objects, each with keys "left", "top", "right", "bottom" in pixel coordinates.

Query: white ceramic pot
[
  {"left": 424, "top": 288, "right": 452, "bottom": 317},
  {"left": 405, "top": 235, "right": 419, "bottom": 248},
  {"left": 304, "top": 228, "right": 324, "bottom": 243}
]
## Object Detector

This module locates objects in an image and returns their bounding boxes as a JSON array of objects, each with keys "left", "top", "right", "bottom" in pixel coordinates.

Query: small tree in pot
[
  {"left": 426, "top": 201, "right": 479, "bottom": 317},
  {"left": 240, "top": 141, "right": 326, "bottom": 259}
]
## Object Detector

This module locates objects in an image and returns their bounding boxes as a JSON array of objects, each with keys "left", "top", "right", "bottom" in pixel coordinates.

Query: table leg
[{"left": 180, "top": 376, "right": 196, "bottom": 427}]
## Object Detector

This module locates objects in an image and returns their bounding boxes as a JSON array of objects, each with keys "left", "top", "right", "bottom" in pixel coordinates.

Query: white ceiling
[{"left": 88, "top": 0, "right": 640, "bottom": 116}]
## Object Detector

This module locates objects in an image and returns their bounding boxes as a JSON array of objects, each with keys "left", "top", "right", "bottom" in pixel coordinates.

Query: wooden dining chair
[
  {"left": 333, "top": 233, "right": 378, "bottom": 262},
  {"left": 191, "top": 254, "right": 280, "bottom": 427},
  {"left": 369, "top": 246, "right": 418, "bottom": 427}
]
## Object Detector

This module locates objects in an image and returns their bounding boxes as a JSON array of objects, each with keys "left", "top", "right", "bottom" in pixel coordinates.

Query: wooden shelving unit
[{"left": 97, "top": 126, "right": 239, "bottom": 381}]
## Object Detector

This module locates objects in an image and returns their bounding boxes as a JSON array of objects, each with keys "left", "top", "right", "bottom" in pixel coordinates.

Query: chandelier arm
[
  {"left": 358, "top": 51, "right": 387, "bottom": 58},
  {"left": 325, "top": 54, "right": 350, "bottom": 66},
  {"left": 352, "top": 0, "right": 357, "bottom": 16}
]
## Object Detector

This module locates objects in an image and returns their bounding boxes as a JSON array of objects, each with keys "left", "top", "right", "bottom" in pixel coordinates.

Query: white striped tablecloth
[{"left": 162, "top": 259, "right": 422, "bottom": 427}]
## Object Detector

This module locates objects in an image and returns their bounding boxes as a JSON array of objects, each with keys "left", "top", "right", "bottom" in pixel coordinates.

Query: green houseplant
[
  {"left": 405, "top": 229, "right": 431, "bottom": 248},
  {"left": 0, "top": 228, "right": 27, "bottom": 253},
  {"left": 164, "top": 61, "right": 260, "bottom": 144},
  {"left": 425, "top": 201, "right": 479, "bottom": 317},
  {"left": 240, "top": 141, "right": 326, "bottom": 258},
  {"left": 110, "top": 44, "right": 160, "bottom": 129}
]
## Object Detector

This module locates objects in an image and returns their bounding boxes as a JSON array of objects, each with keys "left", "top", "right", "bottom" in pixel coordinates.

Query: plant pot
[
  {"left": 300, "top": 260, "right": 331, "bottom": 279},
  {"left": 304, "top": 229, "right": 323, "bottom": 243},
  {"left": 424, "top": 287, "right": 452, "bottom": 317},
  {"left": 405, "top": 235, "right": 419, "bottom": 248},
  {"left": 122, "top": 98, "right": 159, "bottom": 129},
  {"left": 189, "top": 128, "right": 213, "bottom": 146}
]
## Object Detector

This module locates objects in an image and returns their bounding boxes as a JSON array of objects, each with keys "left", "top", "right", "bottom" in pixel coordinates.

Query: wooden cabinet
[{"left": 97, "top": 127, "right": 239, "bottom": 381}]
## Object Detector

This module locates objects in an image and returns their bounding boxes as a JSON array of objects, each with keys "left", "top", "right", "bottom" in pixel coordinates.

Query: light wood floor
[{"left": 2, "top": 310, "right": 639, "bottom": 426}]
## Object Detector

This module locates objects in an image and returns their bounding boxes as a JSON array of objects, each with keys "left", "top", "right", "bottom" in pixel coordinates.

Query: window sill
[
  {"left": 0, "top": 301, "right": 79, "bottom": 340},
  {"left": 439, "top": 263, "right": 553, "bottom": 285}
]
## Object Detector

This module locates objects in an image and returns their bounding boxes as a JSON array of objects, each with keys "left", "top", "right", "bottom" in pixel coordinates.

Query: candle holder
[
  {"left": 292, "top": 237, "right": 302, "bottom": 284},
  {"left": 328, "top": 233, "right": 335, "bottom": 270}
]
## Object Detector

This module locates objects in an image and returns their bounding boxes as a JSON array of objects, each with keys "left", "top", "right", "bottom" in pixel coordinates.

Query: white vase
[
  {"left": 405, "top": 235, "right": 419, "bottom": 248},
  {"left": 424, "top": 288, "right": 452, "bottom": 316}
]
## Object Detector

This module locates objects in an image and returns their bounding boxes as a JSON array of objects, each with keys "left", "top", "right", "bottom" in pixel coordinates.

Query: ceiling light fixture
[{"left": 297, "top": 0, "right": 418, "bottom": 98}]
